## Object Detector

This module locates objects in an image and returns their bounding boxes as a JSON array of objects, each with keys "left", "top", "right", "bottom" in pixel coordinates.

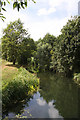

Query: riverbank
[{"left": 2, "top": 60, "right": 39, "bottom": 112}]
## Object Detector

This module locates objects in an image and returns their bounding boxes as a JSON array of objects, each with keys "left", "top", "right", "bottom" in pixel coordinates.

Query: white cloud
[
  {"left": 37, "top": 7, "right": 56, "bottom": 16},
  {"left": 49, "top": 0, "right": 64, "bottom": 7},
  {"left": 48, "top": 106, "right": 63, "bottom": 118},
  {"left": 36, "top": 98, "right": 46, "bottom": 106},
  {"left": 37, "top": 0, "right": 79, "bottom": 17},
  {"left": 37, "top": 0, "right": 64, "bottom": 16},
  {"left": 0, "top": 0, "right": 79, "bottom": 41},
  {"left": 48, "top": 100, "right": 63, "bottom": 118},
  {"left": 29, "top": 17, "right": 69, "bottom": 40}
]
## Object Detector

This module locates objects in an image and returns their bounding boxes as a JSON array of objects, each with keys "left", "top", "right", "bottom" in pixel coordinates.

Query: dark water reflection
[{"left": 3, "top": 72, "right": 80, "bottom": 119}]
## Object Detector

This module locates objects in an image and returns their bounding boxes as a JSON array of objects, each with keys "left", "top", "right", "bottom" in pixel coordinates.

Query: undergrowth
[{"left": 2, "top": 67, "right": 39, "bottom": 110}]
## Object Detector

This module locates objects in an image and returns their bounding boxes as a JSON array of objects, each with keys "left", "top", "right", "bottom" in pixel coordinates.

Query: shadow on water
[{"left": 3, "top": 72, "right": 80, "bottom": 119}]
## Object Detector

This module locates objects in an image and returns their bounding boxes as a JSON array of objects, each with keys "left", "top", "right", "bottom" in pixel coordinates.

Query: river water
[{"left": 3, "top": 72, "right": 80, "bottom": 119}]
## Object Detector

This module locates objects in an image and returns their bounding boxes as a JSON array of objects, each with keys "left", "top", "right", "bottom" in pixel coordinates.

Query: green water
[
  {"left": 38, "top": 72, "right": 80, "bottom": 118},
  {"left": 3, "top": 72, "right": 80, "bottom": 119}
]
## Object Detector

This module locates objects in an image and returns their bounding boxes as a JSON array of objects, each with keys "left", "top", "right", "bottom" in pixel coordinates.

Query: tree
[
  {"left": 17, "top": 37, "right": 36, "bottom": 65},
  {"left": 2, "top": 19, "right": 29, "bottom": 65},
  {"left": 51, "top": 16, "right": 80, "bottom": 76},
  {"left": 35, "top": 33, "right": 56, "bottom": 71},
  {"left": 0, "top": 0, "right": 36, "bottom": 21}
]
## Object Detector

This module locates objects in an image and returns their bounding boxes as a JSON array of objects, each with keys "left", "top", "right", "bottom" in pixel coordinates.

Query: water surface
[{"left": 3, "top": 72, "right": 80, "bottom": 119}]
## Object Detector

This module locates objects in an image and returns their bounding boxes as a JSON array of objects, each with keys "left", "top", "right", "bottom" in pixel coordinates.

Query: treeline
[{"left": 1, "top": 16, "right": 80, "bottom": 77}]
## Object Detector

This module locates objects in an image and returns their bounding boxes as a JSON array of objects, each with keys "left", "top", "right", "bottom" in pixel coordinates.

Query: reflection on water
[
  {"left": 22, "top": 91, "right": 63, "bottom": 118},
  {"left": 3, "top": 72, "right": 80, "bottom": 119},
  {"left": 38, "top": 73, "right": 80, "bottom": 118}
]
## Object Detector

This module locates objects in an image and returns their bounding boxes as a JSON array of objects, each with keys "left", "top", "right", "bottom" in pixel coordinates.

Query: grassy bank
[{"left": 2, "top": 60, "right": 39, "bottom": 110}]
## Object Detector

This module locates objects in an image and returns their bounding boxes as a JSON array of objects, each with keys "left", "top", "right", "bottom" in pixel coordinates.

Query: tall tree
[
  {"left": 17, "top": 37, "right": 36, "bottom": 65},
  {"left": 51, "top": 16, "right": 80, "bottom": 76},
  {"left": 35, "top": 33, "right": 56, "bottom": 71},
  {"left": 2, "top": 19, "right": 29, "bottom": 65}
]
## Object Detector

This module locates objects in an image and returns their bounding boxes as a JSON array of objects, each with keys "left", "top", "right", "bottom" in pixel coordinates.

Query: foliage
[
  {"left": 0, "top": 44, "right": 1, "bottom": 58},
  {"left": 17, "top": 38, "right": 36, "bottom": 65},
  {"left": 2, "top": 19, "right": 34, "bottom": 65},
  {"left": 0, "top": 0, "right": 36, "bottom": 21},
  {"left": 2, "top": 16, "right": 80, "bottom": 79},
  {"left": 73, "top": 73, "right": 80, "bottom": 85},
  {"left": 35, "top": 33, "right": 56, "bottom": 71},
  {"left": 51, "top": 16, "right": 80, "bottom": 76},
  {"left": 34, "top": 16, "right": 80, "bottom": 77},
  {"left": 2, "top": 67, "right": 39, "bottom": 110}
]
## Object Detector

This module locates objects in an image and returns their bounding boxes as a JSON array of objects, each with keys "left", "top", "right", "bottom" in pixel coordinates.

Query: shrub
[{"left": 2, "top": 67, "right": 39, "bottom": 109}]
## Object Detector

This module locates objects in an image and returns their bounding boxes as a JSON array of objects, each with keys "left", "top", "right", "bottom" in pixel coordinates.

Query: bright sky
[{"left": 0, "top": 0, "right": 79, "bottom": 41}]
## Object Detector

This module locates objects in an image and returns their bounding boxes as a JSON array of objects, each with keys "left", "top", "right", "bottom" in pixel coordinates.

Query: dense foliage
[
  {"left": 35, "top": 16, "right": 80, "bottom": 77},
  {"left": 35, "top": 33, "right": 56, "bottom": 71},
  {"left": 2, "top": 16, "right": 80, "bottom": 78},
  {"left": 2, "top": 67, "right": 39, "bottom": 110},
  {"left": 51, "top": 16, "right": 80, "bottom": 76},
  {"left": 2, "top": 19, "right": 36, "bottom": 66}
]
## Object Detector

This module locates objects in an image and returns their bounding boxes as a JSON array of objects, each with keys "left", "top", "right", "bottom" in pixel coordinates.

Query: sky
[{"left": 0, "top": 0, "right": 79, "bottom": 41}]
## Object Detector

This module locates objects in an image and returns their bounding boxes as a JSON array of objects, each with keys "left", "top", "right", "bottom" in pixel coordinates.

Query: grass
[
  {"left": 2, "top": 60, "right": 39, "bottom": 111},
  {"left": 2, "top": 60, "right": 18, "bottom": 84}
]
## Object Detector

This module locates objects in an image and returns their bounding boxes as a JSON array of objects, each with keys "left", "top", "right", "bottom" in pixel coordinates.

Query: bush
[{"left": 2, "top": 67, "right": 39, "bottom": 109}]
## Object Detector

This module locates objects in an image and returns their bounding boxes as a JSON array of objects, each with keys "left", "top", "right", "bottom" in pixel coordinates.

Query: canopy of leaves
[
  {"left": 35, "top": 33, "right": 56, "bottom": 71},
  {"left": 51, "top": 16, "right": 80, "bottom": 76},
  {"left": 1, "top": 19, "right": 33, "bottom": 65}
]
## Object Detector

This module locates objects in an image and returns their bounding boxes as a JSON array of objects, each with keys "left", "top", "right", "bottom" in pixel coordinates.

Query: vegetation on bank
[
  {"left": 2, "top": 60, "right": 39, "bottom": 110},
  {"left": 1, "top": 16, "right": 80, "bottom": 86}
]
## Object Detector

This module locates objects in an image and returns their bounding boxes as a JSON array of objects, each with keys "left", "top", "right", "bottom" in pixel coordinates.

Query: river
[{"left": 3, "top": 72, "right": 80, "bottom": 119}]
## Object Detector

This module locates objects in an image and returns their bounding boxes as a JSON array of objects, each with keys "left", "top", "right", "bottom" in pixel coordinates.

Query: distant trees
[
  {"left": 35, "top": 16, "right": 80, "bottom": 76},
  {"left": 35, "top": 33, "right": 56, "bottom": 71}
]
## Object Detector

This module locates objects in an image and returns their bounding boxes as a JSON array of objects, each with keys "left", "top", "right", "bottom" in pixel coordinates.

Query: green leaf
[
  {"left": 13, "top": 2, "right": 18, "bottom": 9},
  {"left": 17, "top": 4, "right": 20, "bottom": 11},
  {"left": 21, "top": 2, "right": 25, "bottom": 9},
  {"left": 32, "top": 0, "right": 36, "bottom": 3},
  {"left": 1, "top": 2, "right": 3, "bottom": 6},
  {"left": 1, "top": 16, "right": 6, "bottom": 19},
  {"left": 2, "top": 8, "right": 6, "bottom": 11},
  {"left": 6, "top": 0, "right": 10, "bottom": 4},
  {"left": 0, "top": 13, "right": 3, "bottom": 15},
  {"left": 25, "top": 2, "right": 27, "bottom": 7},
  {"left": 1, "top": 18, "right": 4, "bottom": 22},
  {"left": 4, "top": 2, "right": 6, "bottom": 6}
]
